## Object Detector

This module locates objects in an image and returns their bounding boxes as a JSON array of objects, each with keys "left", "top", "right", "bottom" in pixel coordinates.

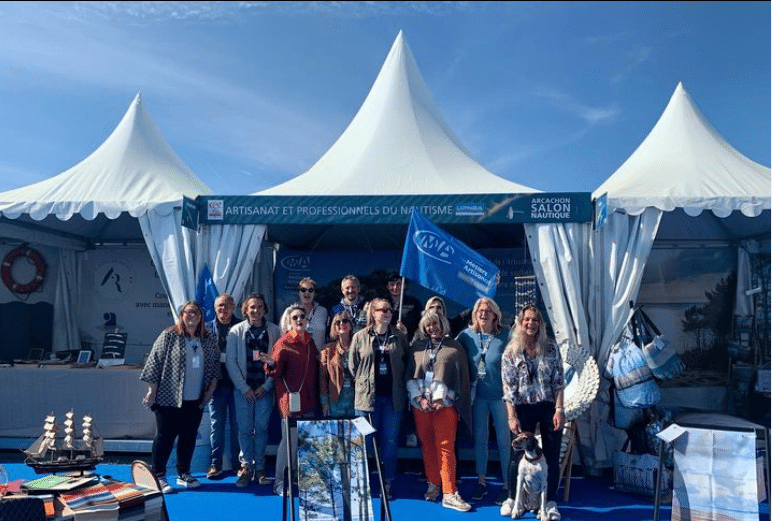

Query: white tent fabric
[
  {"left": 585, "top": 82, "right": 771, "bottom": 470},
  {"left": 0, "top": 93, "right": 214, "bottom": 345},
  {"left": 593, "top": 82, "right": 770, "bottom": 218},
  {"left": 257, "top": 31, "right": 537, "bottom": 196}
]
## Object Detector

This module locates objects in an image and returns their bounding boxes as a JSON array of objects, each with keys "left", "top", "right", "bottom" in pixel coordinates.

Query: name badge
[
  {"left": 424, "top": 370, "right": 434, "bottom": 383},
  {"left": 379, "top": 361, "right": 388, "bottom": 376},
  {"left": 252, "top": 349, "right": 261, "bottom": 362},
  {"left": 477, "top": 359, "right": 487, "bottom": 378},
  {"left": 192, "top": 355, "right": 201, "bottom": 369}
]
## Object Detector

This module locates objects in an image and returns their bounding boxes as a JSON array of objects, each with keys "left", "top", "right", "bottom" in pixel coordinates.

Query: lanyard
[
  {"left": 424, "top": 338, "right": 444, "bottom": 371},
  {"left": 478, "top": 332, "right": 492, "bottom": 358}
]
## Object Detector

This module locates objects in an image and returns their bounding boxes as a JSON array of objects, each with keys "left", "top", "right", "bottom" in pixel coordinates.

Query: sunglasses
[
  {"left": 334, "top": 319, "right": 352, "bottom": 326},
  {"left": 299, "top": 287, "right": 315, "bottom": 293},
  {"left": 375, "top": 307, "right": 392, "bottom": 313},
  {"left": 290, "top": 314, "right": 307, "bottom": 321}
]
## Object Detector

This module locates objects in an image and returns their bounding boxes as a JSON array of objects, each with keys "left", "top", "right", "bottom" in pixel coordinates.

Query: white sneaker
[
  {"left": 156, "top": 476, "right": 174, "bottom": 494},
  {"left": 500, "top": 498, "right": 515, "bottom": 517},
  {"left": 442, "top": 492, "right": 471, "bottom": 512},
  {"left": 424, "top": 483, "right": 440, "bottom": 501},
  {"left": 176, "top": 473, "right": 201, "bottom": 489}
]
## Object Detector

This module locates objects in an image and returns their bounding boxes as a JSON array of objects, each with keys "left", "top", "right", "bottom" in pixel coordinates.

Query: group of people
[{"left": 139, "top": 273, "right": 565, "bottom": 519}]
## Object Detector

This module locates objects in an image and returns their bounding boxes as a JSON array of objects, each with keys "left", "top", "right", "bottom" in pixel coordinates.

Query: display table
[{"left": 0, "top": 365, "right": 154, "bottom": 439}]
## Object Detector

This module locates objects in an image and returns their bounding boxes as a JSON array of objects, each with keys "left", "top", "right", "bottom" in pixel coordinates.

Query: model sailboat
[{"left": 24, "top": 411, "right": 104, "bottom": 474}]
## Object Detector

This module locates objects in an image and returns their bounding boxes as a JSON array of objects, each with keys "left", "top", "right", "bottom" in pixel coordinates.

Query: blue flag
[
  {"left": 195, "top": 264, "right": 219, "bottom": 323},
  {"left": 400, "top": 209, "right": 499, "bottom": 309}
]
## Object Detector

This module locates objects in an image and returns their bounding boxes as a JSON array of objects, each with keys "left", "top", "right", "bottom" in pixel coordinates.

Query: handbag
[
  {"left": 606, "top": 320, "right": 661, "bottom": 409},
  {"left": 632, "top": 307, "right": 685, "bottom": 380}
]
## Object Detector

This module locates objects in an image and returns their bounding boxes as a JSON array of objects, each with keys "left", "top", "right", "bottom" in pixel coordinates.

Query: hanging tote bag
[
  {"left": 606, "top": 320, "right": 661, "bottom": 409},
  {"left": 632, "top": 307, "right": 685, "bottom": 381}
]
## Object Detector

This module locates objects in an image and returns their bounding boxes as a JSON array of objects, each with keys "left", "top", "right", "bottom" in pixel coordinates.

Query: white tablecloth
[{"left": 0, "top": 365, "right": 154, "bottom": 439}]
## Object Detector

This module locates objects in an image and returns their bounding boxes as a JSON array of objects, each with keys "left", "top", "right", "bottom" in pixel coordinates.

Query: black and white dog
[{"left": 511, "top": 431, "right": 550, "bottom": 521}]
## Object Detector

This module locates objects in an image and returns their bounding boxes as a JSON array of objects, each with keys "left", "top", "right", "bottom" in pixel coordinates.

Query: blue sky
[{"left": 0, "top": 1, "right": 768, "bottom": 196}]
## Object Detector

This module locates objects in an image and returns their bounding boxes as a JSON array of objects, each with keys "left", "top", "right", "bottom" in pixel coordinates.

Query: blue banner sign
[
  {"left": 197, "top": 192, "right": 591, "bottom": 225},
  {"left": 400, "top": 209, "right": 499, "bottom": 308}
]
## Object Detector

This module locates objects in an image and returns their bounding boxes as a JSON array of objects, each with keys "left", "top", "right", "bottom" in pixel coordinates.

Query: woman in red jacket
[{"left": 262, "top": 304, "right": 319, "bottom": 496}]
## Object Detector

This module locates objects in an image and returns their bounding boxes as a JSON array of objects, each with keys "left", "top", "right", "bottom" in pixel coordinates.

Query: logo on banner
[
  {"left": 94, "top": 260, "right": 135, "bottom": 301},
  {"left": 280, "top": 255, "right": 311, "bottom": 271},
  {"left": 413, "top": 231, "right": 454, "bottom": 264},
  {"left": 455, "top": 203, "right": 485, "bottom": 216},
  {"left": 207, "top": 199, "right": 224, "bottom": 220},
  {"left": 530, "top": 196, "right": 571, "bottom": 220}
]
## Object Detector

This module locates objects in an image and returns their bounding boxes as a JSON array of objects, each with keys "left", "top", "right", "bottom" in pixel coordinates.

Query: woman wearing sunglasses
[
  {"left": 349, "top": 297, "right": 408, "bottom": 499},
  {"left": 263, "top": 304, "right": 319, "bottom": 496},
  {"left": 319, "top": 312, "right": 356, "bottom": 418},
  {"left": 279, "top": 277, "right": 329, "bottom": 351}
]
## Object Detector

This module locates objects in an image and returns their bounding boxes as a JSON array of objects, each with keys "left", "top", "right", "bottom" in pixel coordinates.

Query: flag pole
[{"left": 398, "top": 277, "right": 406, "bottom": 328}]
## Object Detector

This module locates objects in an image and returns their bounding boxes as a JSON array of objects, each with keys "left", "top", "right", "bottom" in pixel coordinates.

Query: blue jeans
[
  {"left": 208, "top": 383, "right": 240, "bottom": 470},
  {"left": 472, "top": 397, "right": 510, "bottom": 484},
  {"left": 234, "top": 389, "right": 274, "bottom": 473},
  {"left": 357, "top": 395, "right": 401, "bottom": 482}
]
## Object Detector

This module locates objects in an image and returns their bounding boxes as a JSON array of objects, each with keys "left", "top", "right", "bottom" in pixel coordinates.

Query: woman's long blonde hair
[{"left": 505, "top": 304, "right": 548, "bottom": 357}]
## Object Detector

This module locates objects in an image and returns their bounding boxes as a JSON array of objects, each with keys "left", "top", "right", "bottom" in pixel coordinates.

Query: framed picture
[{"left": 77, "top": 350, "right": 93, "bottom": 364}]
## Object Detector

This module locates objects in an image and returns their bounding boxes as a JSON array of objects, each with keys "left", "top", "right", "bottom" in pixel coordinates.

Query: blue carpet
[{"left": 2, "top": 460, "right": 769, "bottom": 521}]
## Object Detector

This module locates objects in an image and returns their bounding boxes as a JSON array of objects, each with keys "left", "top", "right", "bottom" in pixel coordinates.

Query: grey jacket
[
  {"left": 349, "top": 326, "right": 408, "bottom": 413},
  {"left": 226, "top": 319, "right": 282, "bottom": 396}
]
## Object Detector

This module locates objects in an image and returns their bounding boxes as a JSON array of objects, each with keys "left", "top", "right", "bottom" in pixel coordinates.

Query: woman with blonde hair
[
  {"left": 319, "top": 311, "right": 356, "bottom": 418},
  {"left": 349, "top": 297, "right": 408, "bottom": 499},
  {"left": 407, "top": 309, "right": 472, "bottom": 512},
  {"left": 455, "top": 297, "right": 511, "bottom": 505},
  {"left": 499, "top": 304, "right": 564, "bottom": 519}
]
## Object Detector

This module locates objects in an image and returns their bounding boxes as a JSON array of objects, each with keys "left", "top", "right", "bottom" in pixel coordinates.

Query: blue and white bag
[
  {"left": 606, "top": 322, "right": 661, "bottom": 409},
  {"left": 632, "top": 307, "right": 685, "bottom": 381}
]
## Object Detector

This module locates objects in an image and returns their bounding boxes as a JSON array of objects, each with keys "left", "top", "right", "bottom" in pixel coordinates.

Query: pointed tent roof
[
  {"left": 593, "top": 82, "right": 770, "bottom": 218},
  {"left": 0, "top": 93, "right": 213, "bottom": 221},
  {"left": 257, "top": 31, "right": 537, "bottom": 196}
]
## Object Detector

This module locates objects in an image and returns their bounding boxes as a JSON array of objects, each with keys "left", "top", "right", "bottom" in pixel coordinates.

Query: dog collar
[{"left": 524, "top": 453, "right": 541, "bottom": 463}]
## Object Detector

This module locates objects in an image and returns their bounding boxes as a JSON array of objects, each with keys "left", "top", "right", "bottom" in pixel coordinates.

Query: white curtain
[
  {"left": 526, "top": 222, "right": 597, "bottom": 467},
  {"left": 581, "top": 207, "right": 662, "bottom": 469},
  {"left": 590, "top": 208, "right": 662, "bottom": 368},
  {"left": 525, "top": 222, "right": 592, "bottom": 348},
  {"left": 139, "top": 202, "right": 198, "bottom": 315},
  {"left": 51, "top": 249, "right": 81, "bottom": 353},
  {"left": 197, "top": 224, "right": 266, "bottom": 306}
]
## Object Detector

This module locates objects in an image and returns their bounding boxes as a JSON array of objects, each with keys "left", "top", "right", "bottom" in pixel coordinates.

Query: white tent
[
  {"left": 258, "top": 30, "right": 536, "bottom": 197},
  {"left": 581, "top": 82, "right": 771, "bottom": 469},
  {"left": 0, "top": 93, "right": 214, "bottom": 354}
]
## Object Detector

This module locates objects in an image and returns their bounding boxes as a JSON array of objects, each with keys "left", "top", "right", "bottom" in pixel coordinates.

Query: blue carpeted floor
[{"left": 2, "top": 458, "right": 769, "bottom": 521}]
